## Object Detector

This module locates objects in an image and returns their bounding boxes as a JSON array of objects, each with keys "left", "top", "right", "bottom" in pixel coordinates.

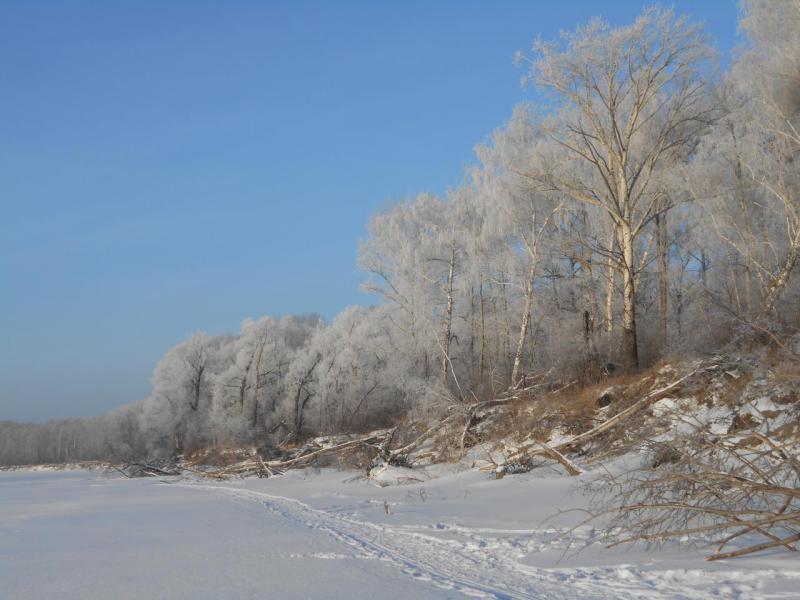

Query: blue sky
[{"left": 0, "top": 1, "right": 739, "bottom": 422}]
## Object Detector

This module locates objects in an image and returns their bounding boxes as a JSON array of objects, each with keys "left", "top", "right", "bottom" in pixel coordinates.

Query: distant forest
[{"left": 3, "top": 1, "right": 798, "bottom": 466}]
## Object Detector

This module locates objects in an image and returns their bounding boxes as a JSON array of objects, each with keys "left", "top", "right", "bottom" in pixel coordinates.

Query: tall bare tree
[{"left": 520, "top": 7, "right": 714, "bottom": 369}]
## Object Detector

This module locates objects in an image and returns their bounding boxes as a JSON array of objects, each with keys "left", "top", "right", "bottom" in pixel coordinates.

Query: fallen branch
[
  {"left": 535, "top": 439, "right": 582, "bottom": 476},
  {"left": 707, "top": 532, "right": 800, "bottom": 561}
]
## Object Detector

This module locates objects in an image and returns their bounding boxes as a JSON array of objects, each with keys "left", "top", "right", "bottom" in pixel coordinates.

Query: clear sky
[{"left": 0, "top": 0, "right": 739, "bottom": 422}]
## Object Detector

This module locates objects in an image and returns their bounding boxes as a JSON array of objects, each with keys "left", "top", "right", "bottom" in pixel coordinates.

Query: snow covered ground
[{"left": 2, "top": 467, "right": 799, "bottom": 599}]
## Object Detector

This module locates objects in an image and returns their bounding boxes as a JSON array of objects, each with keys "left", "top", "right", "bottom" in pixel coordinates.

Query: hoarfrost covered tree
[
  {"left": 212, "top": 315, "right": 321, "bottom": 443},
  {"left": 519, "top": 6, "right": 715, "bottom": 369},
  {"left": 359, "top": 194, "right": 470, "bottom": 393},
  {"left": 738, "top": 0, "right": 800, "bottom": 318},
  {"left": 359, "top": 198, "right": 438, "bottom": 380},
  {"left": 139, "top": 333, "right": 232, "bottom": 455},
  {"left": 283, "top": 340, "right": 322, "bottom": 443},
  {"left": 694, "top": 0, "right": 800, "bottom": 323},
  {"left": 474, "top": 105, "right": 563, "bottom": 386},
  {"left": 295, "top": 306, "right": 410, "bottom": 433}
]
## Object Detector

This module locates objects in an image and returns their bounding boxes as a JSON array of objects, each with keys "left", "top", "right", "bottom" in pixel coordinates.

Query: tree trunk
[
  {"left": 605, "top": 236, "right": 616, "bottom": 335},
  {"left": 292, "top": 355, "right": 321, "bottom": 443},
  {"left": 440, "top": 247, "right": 455, "bottom": 387},
  {"left": 731, "top": 121, "right": 754, "bottom": 315},
  {"left": 251, "top": 333, "right": 268, "bottom": 427},
  {"left": 656, "top": 211, "right": 669, "bottom": 353},
  {"left": 469, "top": 285, "right": 476, "bottom": 365},
  {"left": 729, "top": 254, "right": 743, "bottom": 315},
  {"left": 583, "top": 310, "right": 594, "bottom": 355},
  {"left": 760, "top": 228, "right": 800, "bottom": 317},
  {"left": 190, "top": 366, "right": 204, "bottom": 411},
  {"left": 478, "top": 271, "right": 486, "bottom": 387},
  {"left": 619, "top": 222, "right": 639, "bottom": 370},
  {"left": 700, "top": 249, "right": 710, "bottom": 320},
  {"left": 511, "top": 262, "right": 536, "bottom": 387},
  {"left": 239, "top": 351, "right": 255, "bottom": 413},
  {"left": 498, "top": 270, "right": 513, "bottom": 373}
]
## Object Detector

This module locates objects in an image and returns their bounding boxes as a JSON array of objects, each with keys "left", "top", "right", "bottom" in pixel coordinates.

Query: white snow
[{"left": 2, "top": 467, "right": 799, "bottom": 599}]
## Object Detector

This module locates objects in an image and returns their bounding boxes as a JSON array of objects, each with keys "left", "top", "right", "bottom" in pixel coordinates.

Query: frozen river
[
  {"left": 2, "top": 468, "right": 799, "bottom": 599},
  {"left": 0, "top": 470, "right": 445, "bottom": 599}
]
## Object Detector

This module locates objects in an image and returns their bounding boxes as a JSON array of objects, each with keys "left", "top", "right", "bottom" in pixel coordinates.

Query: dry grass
[
  {"left": 450, "top": 363, "right": 678, "bottom": 470},
  {"left": 184, "top": 446, "right": 257, "bottom": 468}
]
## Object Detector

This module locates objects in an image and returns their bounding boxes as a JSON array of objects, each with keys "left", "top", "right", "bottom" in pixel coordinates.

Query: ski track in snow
[{"left": 180, "top": 482, "right": 799, "bottom": 600}]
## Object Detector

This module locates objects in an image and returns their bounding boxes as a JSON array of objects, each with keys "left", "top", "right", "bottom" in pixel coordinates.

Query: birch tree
[
  {"left": 520, "top": 6, "right": 715, "bottom": 369},
  {"left": 474, "top": 106, "right": 562, "bottom": 386},
  {"left": 736, "top": 0, "right": 800, "bottom": 318}
]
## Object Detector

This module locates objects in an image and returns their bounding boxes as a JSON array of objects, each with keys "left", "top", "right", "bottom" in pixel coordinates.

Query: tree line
[{"left": 2, "top": 1, "right": 798, "bottom": 466}]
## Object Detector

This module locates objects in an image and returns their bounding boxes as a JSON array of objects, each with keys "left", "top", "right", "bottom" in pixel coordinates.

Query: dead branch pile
[
  {"left": 116, "top": 460, "right": 183, "bottom": 478},
  {"left": 585, "top": 427, "right": 800, "bottom": 560},
  {"left": 121, "top": 428, "right": 404, "bottom": 480}
]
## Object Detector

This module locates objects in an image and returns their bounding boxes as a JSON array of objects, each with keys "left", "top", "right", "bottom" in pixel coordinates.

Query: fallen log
[{"left": 534, "top": 439, "right": 582, "bottom": 476}]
